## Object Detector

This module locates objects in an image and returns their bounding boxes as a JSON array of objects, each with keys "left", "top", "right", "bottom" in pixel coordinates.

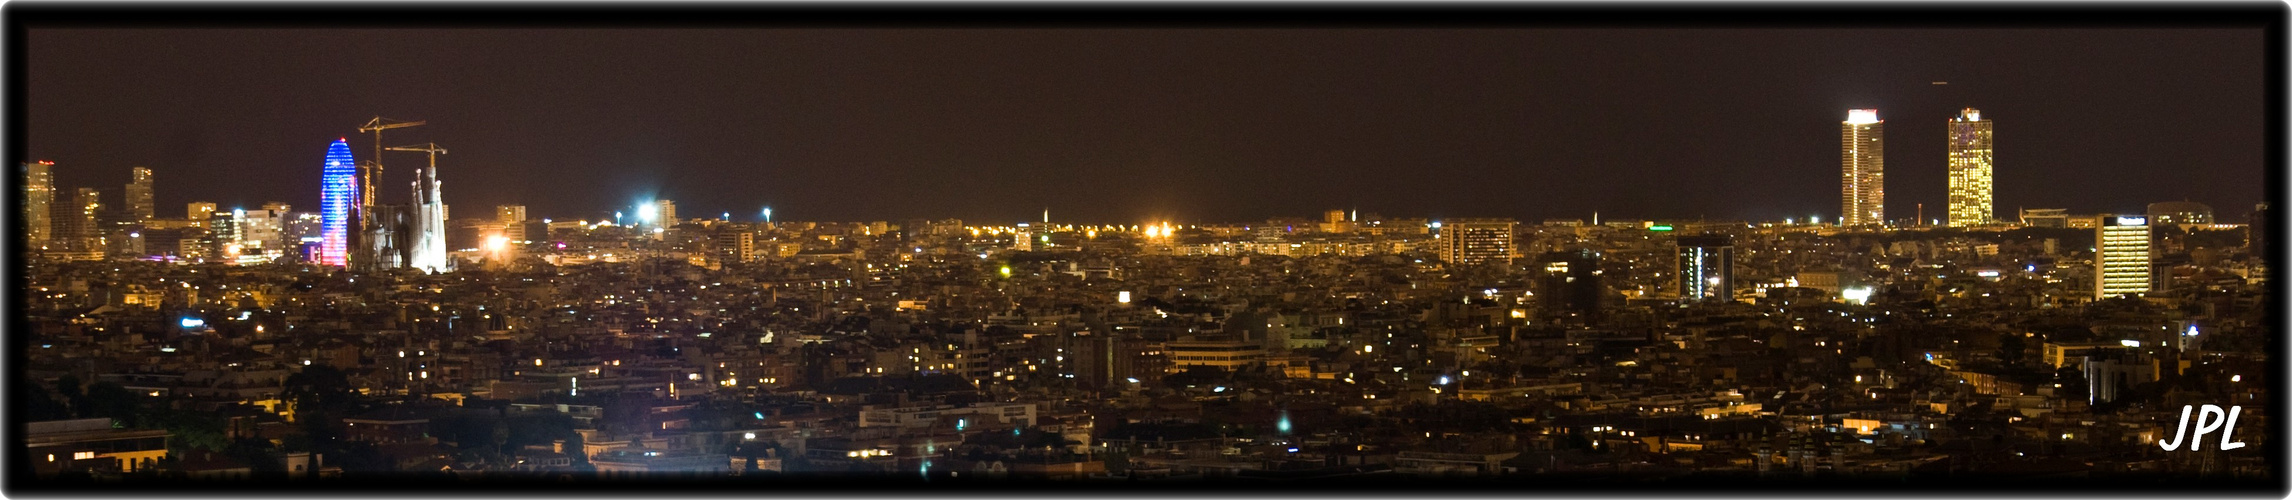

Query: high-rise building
[
  {"left": 2250, "top": 204, "right": 2270, "bottom": 259},
  {"left": 1436, "top": 218, "right": 1517, "bottom": 267},
  {"left": 496, "top": 205, "right": 527, "bottom": 242},
  {"left": 1946, "top": 108, "right": 1993, "bottom": 227},
  {"left": 655, "top": 200, "right": 677, "bottom": 227},
  {"left": 1676, "top": 234, "right": 1734, "bottom": 302},
  {"left": 2095, "top": 215, "right": 2153, "bottom": 299},
  {"left": 716, "top": 229, "right": 756, "bottom": 263},
  {"left": 318, "top": 139, "right": 357, "bottom": 267},
  {"left": 1536, "top": 249, "right": 1605, "bottom": 319},
  {"left": 1841, "top": 109, "right": 1885, "bottom": 226},
  {"left": 1320, "top": 209, "right": 1354, "bottom": 233},
  {"left": 72, "top": 188, "right": 101, "bottom": 242},
  {"left": 125, "top": 166, "right": 154, "bottom": 222},
  {"left": 407, "top": 154, "right": 449, "bottom": 274},
  {"left": 25, "top": 161, "right": 52, "bottom": 247}
]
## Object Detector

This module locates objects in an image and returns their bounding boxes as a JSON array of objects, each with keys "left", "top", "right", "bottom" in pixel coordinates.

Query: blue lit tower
[{"left": 319, "top": 138, "right": 357, "bottom": 267}]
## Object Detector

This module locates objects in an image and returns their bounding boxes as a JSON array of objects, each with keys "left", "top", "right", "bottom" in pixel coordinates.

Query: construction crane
[
  {"left": 384, "top": 143, "right": 448, "bottom": 171},
  {"left": 356, "top": 117, "right": 426, "bottom": 207}
]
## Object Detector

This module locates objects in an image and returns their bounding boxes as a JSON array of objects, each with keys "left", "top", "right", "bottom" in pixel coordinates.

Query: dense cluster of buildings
[{"left": 18, "top": 110, "right": 2271, "bottom": 484}]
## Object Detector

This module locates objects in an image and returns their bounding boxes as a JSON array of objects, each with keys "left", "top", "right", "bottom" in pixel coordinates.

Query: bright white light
[
  {"left": 484, "top": 235, "right": 510, "bottom": 253},
  {"left": 1429, "top": 221, "right": 1442, "bottom": 229},
  {"left": 2232, "top": 375, "right": 2241, "bottom": 382},
  {"left": 1117, "top": 291, "right": 1131, "bottom": 304},
  {"left": 1841, "top": 287, "right": 1873, "bottom": 305},
  {"left": 2120, "top": 340, "right": 2142, "bottom": 348},
  {"left": 1847, "top": 109, "right": 1879, "bottom": 124},
  {"left": 638, "top": 203, "right": 658, "bottom": 222},
  {"left": 2186, "top": 325, "right": 2200, "bottom": 337},
  {"left": 179, "top": 318, "right": 204, "bottom": 329}
]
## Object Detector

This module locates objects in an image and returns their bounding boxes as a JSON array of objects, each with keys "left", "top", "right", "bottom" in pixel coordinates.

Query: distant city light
[
  {"left": 1649, "top": 225, "right": 1674, "bottom": 231},
  {"left": 2121, "top": 340, "right": 2142, "bottom": 348},
  {"left": 179, "top": 318, "right": 204, "bottom": 329},
  {"left": 1841, "top": 287, "right": 1873, "bottom": 305}
]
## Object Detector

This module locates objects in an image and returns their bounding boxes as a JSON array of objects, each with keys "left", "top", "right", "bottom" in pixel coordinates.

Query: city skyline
[
  {"left": 26, "top": 28, "right": 2265, "bottom": 225},
  {"left": 14, "top": 5, "right": 2278, "bottom": 490}
]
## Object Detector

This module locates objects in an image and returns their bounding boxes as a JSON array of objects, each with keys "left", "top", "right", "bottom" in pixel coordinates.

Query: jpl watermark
[{"left": 2157, "top": 404, "right": 2246, "bottom": 451}]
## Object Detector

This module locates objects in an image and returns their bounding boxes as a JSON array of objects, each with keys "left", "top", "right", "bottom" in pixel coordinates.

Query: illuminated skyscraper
[
  {"left": 656, "top": 200, "right": 677, "bottom": 227},
  {"left": 1676, "top": 235, "right": 1734, "bottom": 302},
  {"left": 318, "top": 138, "right": 356, "bottom": 267},
  {"left": 71, "top": 188, "right": 101, "bottom": 241},
  {"left": 24, "top": 161, "right": 52, "bottom": 247},
  {"left": 125, "top": 166, "right": 154, "bottom": 222},
  {"left": 1946, "top": 108, "right": 1992, "bottom": 227},
  {"left": 1841, "top": 109, "right": 1885, "bottom": 226},
  {"left": 2095, "top": 215, "right": 2152, "bottom": 299},
  {"left": 1436, "top": 218, "right": 1517, "bottom": 267}
]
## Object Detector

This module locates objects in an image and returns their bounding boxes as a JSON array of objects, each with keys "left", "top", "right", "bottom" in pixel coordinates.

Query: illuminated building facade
[
  {"left": 125, "top": 166, "right": 154, "bottom": 222},
  {"left": 497, "top": 205, "right": 527, "bottom": 242},
  {"left": 1841, "top": 109, "right": 1885, "bottom": 226},
  {"left": 25, "top": 161, "right": 52, "bottom": 247},
  {"left": 2094, "top": 215, "right": 2152, "bottom": 299},
  {"left": 2145, "top": 201, "right": 2213, "bottom": 225},
  {"left": 1675, "top": 235, "right": 1734, "bottom": 302},
  {"left": 71, "top": 188, "right": 102, "bottom": 247},
  {"left": 1436, "top": 218, "right": 1517, "bottom": 267},
  {"left": 186, "top": 202, "right": 216, "bottom": 223},
  {"left": 318, "top": 139, "right": 356, "bottom": 266},
  {"left": 656, "top": 200, "right": 677, "bottom": 228},
  {"left": 1946, "top": 108, "right": 1992, "bottom": 227},
  {"left": 408, "top": 158, "right": 450, "bottom": 273},
  {"left": 716, "top": 229, "right": 756, "bottom": 263}
]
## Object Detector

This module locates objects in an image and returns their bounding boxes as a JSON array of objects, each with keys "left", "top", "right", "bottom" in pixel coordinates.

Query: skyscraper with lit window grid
[
  {"left": 319, "top": 138, "right": 356, "bottom": 267},
  {"left": 1841, "top": 109, "right": 1884, "bottom": 226},
  {"left": 1947, "top": 108, "right": 1993, "bottom": 227}
]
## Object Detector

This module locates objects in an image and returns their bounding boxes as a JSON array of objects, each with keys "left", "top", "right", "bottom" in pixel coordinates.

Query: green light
[{"left": 1650, "top": 225, "right": 1674, "bottom": 231}]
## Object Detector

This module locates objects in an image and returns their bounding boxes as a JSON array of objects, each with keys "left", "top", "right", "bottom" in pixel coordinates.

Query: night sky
[{"left": 26, "top": 28, "right": 2266, "bottom": 225}]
